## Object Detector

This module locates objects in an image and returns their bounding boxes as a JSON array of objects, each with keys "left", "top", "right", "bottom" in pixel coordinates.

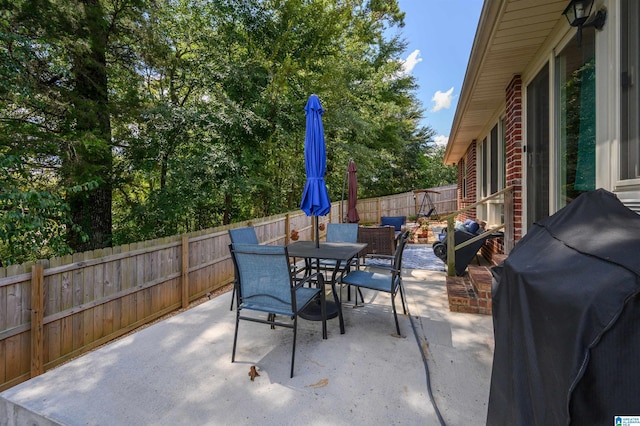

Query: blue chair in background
[
  {"left": 326, "top": 223, "right": 359, "bottom": 243},
  {"left": 321, "top": 223, "right": 359, "bottom": 299},
  {"left": 229, "top": 226, "right": 259, "bottom": 245},
  {"left": 228, "top": 227, "right": 260, "bottom": 310},
  {"left": 380, "top": 216, "right": 406, "bottom": 239},
  {"left": 340, "top": 230, "right": 410, "bottom": 335},
  {"left": 230, "top": 243, "right": 327, "bottom": 378}
]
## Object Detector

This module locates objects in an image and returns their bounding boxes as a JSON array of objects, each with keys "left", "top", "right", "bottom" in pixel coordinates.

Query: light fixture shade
[{"left": 562, "top": 0, "right": 594, "bottom": 27}]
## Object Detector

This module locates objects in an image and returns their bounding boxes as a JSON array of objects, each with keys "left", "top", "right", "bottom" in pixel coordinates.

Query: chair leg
[
  {"left": 291, "top": 317, "right": 297, "bottom": 378},
  {"left": 398, "top": 280, "right": 407, "bottom": 315},
  {"left": 320, "top": 288, "right": 327, "bottom": 340},
  {"left": 229, "top": 281, "right": 236, "bottom": 311},
  {"left": 391, "top": 293, "right": 401, "bottom": 336},
  {"left": 332, "top": 282, "right": 345, "bottom": 334},
  {"left": 268, "top": 313, "right": 275, "bottom": 329},
  {"left": 231, "top": 311, "right": 241, "bottom": 362}
]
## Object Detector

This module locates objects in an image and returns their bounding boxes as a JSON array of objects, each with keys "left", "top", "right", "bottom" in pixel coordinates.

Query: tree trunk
[{"left": 66, "top": 0, "right": 113, "bottom": 252}]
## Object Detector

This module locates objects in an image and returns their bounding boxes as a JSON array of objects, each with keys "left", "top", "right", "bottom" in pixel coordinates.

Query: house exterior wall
[
  {"left": 456, "top": 75, "right": 525, "bottom": 262},
  {"left": 451, "top": 0, "right": 640, "bottom": 264},
  {"left": 504, "top": 75, "right": 523, "bottom": 243}
]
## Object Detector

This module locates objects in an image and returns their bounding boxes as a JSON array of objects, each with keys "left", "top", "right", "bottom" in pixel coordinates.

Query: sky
[{"left": 392, "top": 0, "right": 484, "bottom": 146}]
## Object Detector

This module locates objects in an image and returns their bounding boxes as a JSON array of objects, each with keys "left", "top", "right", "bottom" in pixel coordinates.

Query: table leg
[{"left": 330, "top": 263, "right": 345, "bottom": 334}]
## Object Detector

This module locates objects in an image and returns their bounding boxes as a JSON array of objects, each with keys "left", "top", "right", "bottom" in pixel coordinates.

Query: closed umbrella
[
  {"left": 346, "top": 160, "right": 360, "bottom": 223},
  {"left": 300, "top": 94, "right": 331, "bottom": 247}
]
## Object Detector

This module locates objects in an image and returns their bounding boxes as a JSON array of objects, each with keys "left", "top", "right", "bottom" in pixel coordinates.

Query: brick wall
[{"left": 505, "top": 75, "right": 523, "bottom": 242}]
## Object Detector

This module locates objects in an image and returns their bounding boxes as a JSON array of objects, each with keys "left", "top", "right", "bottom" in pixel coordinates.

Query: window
[
  {"left": 477, "top": 122, "right": 505, "bottom": 225},
  {"left": 620, "top": 0, "right": 640, "bottom": 180},
  {"left": 555, "top": 26, "right": 596, "bottom": 207},
  {"left": 526, "top": 65, "right": 550, "bottom": 229},
  {"left": 490, "top": 124, "right": 499, "bottom": 194}
]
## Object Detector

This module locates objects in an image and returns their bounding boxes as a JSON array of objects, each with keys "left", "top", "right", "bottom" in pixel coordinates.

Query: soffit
[{"left": 445, "top": 0, "right": 569, "bottom": 165}]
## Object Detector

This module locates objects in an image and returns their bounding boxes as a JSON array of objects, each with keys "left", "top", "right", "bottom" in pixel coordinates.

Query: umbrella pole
[
  {"left": 315, "top": 216, "right": 320, "bottom": 248},
  {"left": 341, "top": 169, "right": 348, "bottom": 223}
]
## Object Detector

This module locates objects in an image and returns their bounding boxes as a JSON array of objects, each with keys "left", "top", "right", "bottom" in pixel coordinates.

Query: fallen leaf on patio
[
  {"left": 248, "top": 366, "right": 260, "bottom": 381},
  {"left": 305, "top": 378, "right": 328, "bottom": 388}
]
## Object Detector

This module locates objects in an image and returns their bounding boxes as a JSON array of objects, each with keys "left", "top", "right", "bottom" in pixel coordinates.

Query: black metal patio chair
[
  {"left": 230, "top": 243, "right": 327, "bottom": 378},
  {"left": 339, "top": 230, "right": 410, "bottom": 335},
  {"left": 228, "top": 226, "right": 260, "bottom": 310}
]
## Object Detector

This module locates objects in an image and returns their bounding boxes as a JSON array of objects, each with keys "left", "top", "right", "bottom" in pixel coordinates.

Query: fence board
[
  {"left": 31, "top": 264, "right": 44, "bottom": 377},
  {"left": 0, "top": 337, "right": 4, "bottom": 384},
  {"left": 93, "top": 250, "right": 105, "bottom": 339}
]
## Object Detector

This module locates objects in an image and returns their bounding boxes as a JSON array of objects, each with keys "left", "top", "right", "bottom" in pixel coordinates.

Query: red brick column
[{"left": 505, "top": 75, "right": 523, "bottom": 242}]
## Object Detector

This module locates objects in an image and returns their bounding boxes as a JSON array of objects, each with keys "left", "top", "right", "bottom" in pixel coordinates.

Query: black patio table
[{"left": 287, "top": 241, "right": 367, "bottom": 334}]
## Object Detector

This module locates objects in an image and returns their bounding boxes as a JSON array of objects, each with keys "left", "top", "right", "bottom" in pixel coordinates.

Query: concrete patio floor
[{"left": 1, "top": 266, "right": 494, "bottom": 426}]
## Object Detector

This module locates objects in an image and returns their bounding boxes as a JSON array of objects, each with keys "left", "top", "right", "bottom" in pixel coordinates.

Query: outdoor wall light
[{"left": 562, "top": 0, "right": 607, "bottom": 46}]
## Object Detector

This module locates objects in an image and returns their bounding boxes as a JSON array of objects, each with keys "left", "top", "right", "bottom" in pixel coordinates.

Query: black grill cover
[{"left": 487, "top": 189, "right": 640, "bottom": 425}]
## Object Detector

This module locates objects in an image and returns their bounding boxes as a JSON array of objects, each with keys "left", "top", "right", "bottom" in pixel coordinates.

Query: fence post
[
  {"left": 30, "top": 263, "right": 44, "bottom": 378},
  {"left": 285, "top": 213, "right": 290, "bottom": 244},
  {"left": 181, "top": 236, "right": 189, "bottom": 309}
]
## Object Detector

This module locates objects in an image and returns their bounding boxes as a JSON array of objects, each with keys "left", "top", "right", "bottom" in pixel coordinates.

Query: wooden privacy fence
[{"left": 0, "top": 186, "right": 456, "bottom": 391}]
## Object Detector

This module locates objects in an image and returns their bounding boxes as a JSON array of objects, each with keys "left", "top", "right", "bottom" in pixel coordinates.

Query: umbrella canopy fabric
[
  {"left": 346, "top": 160, "right": 360, "bottom": 223},
  {"left": 300, "top": 95, "right": 331, "bottom": 218}
]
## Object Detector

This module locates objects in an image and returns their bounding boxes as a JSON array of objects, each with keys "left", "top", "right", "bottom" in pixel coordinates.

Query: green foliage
[
  {"left": 1, "top": 0, "right": 458, "bottom": 258},
  {"left": 0, "top": 154, "right": 92, "bottom": 265}
]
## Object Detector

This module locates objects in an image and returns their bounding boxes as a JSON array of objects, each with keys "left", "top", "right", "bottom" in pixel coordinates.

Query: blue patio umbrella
[{"left": 300, "top": 94, "right": 331, "bottom": 247}]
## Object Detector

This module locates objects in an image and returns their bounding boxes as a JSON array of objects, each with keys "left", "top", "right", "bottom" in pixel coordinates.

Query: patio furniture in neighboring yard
[
  {"left": 230, "top": 243, "right": 327, "bottom": 378},
  {"left": 340, "top": 231, "right": 410, "bottom": 335},
  {"left": 413, "top": 188, "right": 440, "bottom": 220}
]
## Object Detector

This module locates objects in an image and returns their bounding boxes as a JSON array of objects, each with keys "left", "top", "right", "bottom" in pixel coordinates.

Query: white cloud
[
  {"left": 431, "top": 87, "right": 454, "bottom": 112},
  {"left": 433, "top": 135, "right": 449, "bottom": 146},
  {"left": 400, "top": 49, "right": 422, "bottom": 75}
]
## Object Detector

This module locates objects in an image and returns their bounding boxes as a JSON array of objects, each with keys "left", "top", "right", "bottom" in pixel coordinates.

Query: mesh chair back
[
  {"left": 326, "top": 223, "right": 358, "bottom": 243},
  {"left": 392, "top": 231, "right": 410, "bottom": 273},
  {"left": 229, "top": 227, "right": 259, "bottom": 244},
  {"left": 231, "top": 244, "right": 294, "bottom": 315}
]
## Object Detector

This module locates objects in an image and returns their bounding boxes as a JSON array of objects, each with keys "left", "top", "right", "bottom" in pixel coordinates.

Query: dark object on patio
[
  {"left": 230, "top": 243, "right": 327, "bottom": 378},
  {"left": 340, "top": 231, "right": 410, "bottom": 335},
  {"left": 228, "top": 227, "right": 260, "bottom": 310},
  {"left": 487, "top": 189, "right": 640, "bottom": 425},
  {"left": 432, "top": 225, "right": 501, "bottom": 276}
]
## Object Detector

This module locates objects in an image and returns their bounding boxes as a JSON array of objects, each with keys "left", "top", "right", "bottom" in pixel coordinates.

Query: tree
[
  {"left": 0, "top": 0, "right": 147, "bottom": 253},
  {"left": 1, "top": 0, "right": 449, "bottom": 258}
]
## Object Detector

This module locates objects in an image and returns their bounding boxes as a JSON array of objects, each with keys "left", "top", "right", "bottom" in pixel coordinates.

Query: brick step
[
  {"left": 446, "top": 265, "right": 493, "bottom": 315},
  {"left": 492, "top": 254, "right": 507, "bottom": 267},
  {"left": 468, "top": 265, "right": 492, "bottom": 294}
]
